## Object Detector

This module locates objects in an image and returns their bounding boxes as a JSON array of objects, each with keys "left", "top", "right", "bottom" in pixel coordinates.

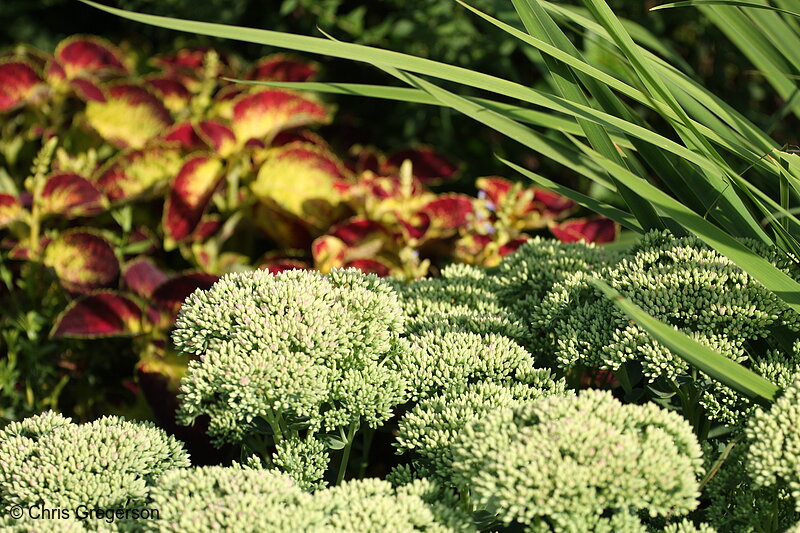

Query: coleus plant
[{"left": 0, "top": 35, "right": 616, "bottom": 429}]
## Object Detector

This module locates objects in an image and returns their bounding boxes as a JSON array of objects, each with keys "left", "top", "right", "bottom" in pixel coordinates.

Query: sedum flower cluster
[
  {"left": 704, "top": 375, "right": 800, "bottom": 532},
  {"left": 139, "top": 466, "right": 475, "bottom": 532},
  {"left": 389, "top": 263, "right": 526, "bottom": 340},
  {"left": 173, "top": 268, "right": 407, "bottom": 443},
  {"left": 0, "top": 411, "right": 189, "bottom": 516},
  {"left": 448, "top": 389, "right": 703, "bottom": 532},
  {"left": 395, "top": 380, "right": 568, "bottom": 482},
  {"left": 505, "top": 231, "right": 800, "bottom": 424}
]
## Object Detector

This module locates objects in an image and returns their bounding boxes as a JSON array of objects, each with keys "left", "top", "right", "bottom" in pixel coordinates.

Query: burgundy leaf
[
  {"left": 550, "top": 217, "right": 618, "bottom": 244},
  {"left": 151, "top": 272, "right": 219, "bottom": 317},
  {"left": 51, "top": 291, "right": 142, "bottom": 338},
  {"left": 55, "top": 36, "right": 127, "bottom": 79},
  {"left": 383, "top": 147, "right": 459, "bottom": 184},
  {"left": 123, "top": 258, "right": 169, "bottom": 299},
  {"left": 0, "top": 60, "right": 42, "bottom": 112}
]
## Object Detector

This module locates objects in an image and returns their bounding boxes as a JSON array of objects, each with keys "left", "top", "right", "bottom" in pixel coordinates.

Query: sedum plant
[
  {"left": 172, "top": 267, "right": 407, "bottom": 486},
  {"left": 389, "top": 263, "right": 527, "bottom": 340},
  {"left": 0, "top": 411, "right": 189, "bottom": 515},
  {"left": 395, "top": 380, "right": 568, "bottom": 483},
  {"left": 524, "top": 231, "right": 800, "bottom": 429},
  {"left": 449, "top": 389, "right": 703, "bottom": 532},
  {"left": 142, "top": 466, "right": 475, "bottom": 532},
  {"left": 704, "top": 374, "right": 800, "bottom": 532}
]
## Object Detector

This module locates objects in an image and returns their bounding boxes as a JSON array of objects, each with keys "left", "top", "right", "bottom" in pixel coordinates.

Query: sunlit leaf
[
  {"left": 85, "top": 84, "right": 172, "bottom": 148},
  {"left": 54, "top": 35, "right": 127, "bottom": 79},
  {"left": 251, "top": 143, "right": 351, "bottom": 245},
  {"left": 94, "top": 145, "right": 183, "bottom": 201},
  {"left": 231, "top": 89, "right": 330, "bottom": 144},
  {"left": 51, "top": 291, "right": 143, "bottom": 338},
  {"left": 40, "top": 172, "right": 106, "bottom": 218},
  {"left": 550, "top": 217, "right": 619, "bottom": 244},
  {"left": 0, "top": 194, "right": 22, "bottom": 227},
  {"left": 145, "top": 76, "right": 191, "bottom": 113},
  {"left": 43, "top": 230, "right": 120, "bottom": 292},
  {"left": 163, "top": 155, "right": 225, "bottom": 242},
  {"left": 0, "top": 60, "right": 42, "bottom": 112}
]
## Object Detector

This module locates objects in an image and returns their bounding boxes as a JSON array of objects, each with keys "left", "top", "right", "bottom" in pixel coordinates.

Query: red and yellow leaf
[
  {"left": 94, "top": 145, "right": 183, "bottom": 201},
  {"left": 231, "top": 90, "right": 329, "bottom": 144},
  {"left": 0, "top": 60, "right": 42, "bottom": 112},
  {"left": 476, "top": 176, "right": 513, "bottom": 206},
  {"left": 419, "top": 194, "right": 474, "bottom": 237},
  {"left": 163, "top": 120, "right": 236, "bottom": 157},
  {"left": 40, "top": 172, "right": 106, "bottom": 217},
  {"left": 272, "top": 129, "right": 328, "bottom": 149},
  {"left": 312, "top": 217, "right": 393, "bottom": 273},
  {"left": 163, "top": 155, "right": 225, "bottom": 242},
  {"left": 85, "top": 84, "right": 172, "bottom": 148},
  {"left": 54, "top": 36, "right": 127, "bottom": 79},
  {"left": 69, "top": 77, "right": 106, "bottom": 102},
  {"left": 43, "top": 230, "right": 120, "bottom": 292},
  {"left": 246, "top": 54, "right": 317, "bottom": 82},
  {"left": 0, "top": 194, "right": 22, "bottom": 227},
  {"left": 311, "top": 235, "right": 347, "bottom": 273},
  {"left": 251, "top": 143, "right": 350, "bottom": 244},
  {"left": 51, "top": 291, "right": 143, "bottom": 338},
  {"left": 396, "top": 211, "right": 431, "bottom": 242},
  {"left": 550, "top": 217, "right": 618, "bottom": 244},
  {"left": 197, "top": 120, "right": 237, "bottom": 157},
  {"left": 145, "top": 76, "right": 191, "bottom": 113},
  {"left": 191, "top": 215, "right": 222, "bottom": 242}
]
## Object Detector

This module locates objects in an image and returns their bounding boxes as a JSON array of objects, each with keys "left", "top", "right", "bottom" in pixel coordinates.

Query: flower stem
[
  {"left": 336, "top": 421, "right": 359, "bottom": 485},
  {"left": 357, "top": 427, "right": 374, "bottom": 479}
]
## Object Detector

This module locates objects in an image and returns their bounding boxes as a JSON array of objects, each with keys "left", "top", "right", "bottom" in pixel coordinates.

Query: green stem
[
  {"left": 617, "top": 363, "right": 633, "bottom": 395},
  {"left": 357, "top": 427, "right": 374, "bottom": 479},
  {"left": 336, "top": 421, "right": 359, "bottom": 485},
  {"left": 265, "top": 411, "right": 284, "bottom": 444}
]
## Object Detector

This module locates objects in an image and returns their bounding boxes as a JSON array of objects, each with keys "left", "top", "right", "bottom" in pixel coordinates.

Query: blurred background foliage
[{"left": 3, "top": 0, "right": 797, "bottom": 186}]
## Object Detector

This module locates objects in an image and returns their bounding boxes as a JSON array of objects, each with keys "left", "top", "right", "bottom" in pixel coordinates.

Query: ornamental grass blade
[
  {"left": 697, "top": 4, "right": 800, "bottom": 119},
  {"left": 590, "top": 278, "right": 778, "bottom": 403},
  {"left": 652, "top": 1, "right": 800, "bottom": 19},
  {"left": 506, "top": 0, "right": 661, "bottom": 230},
  {"left": 565, "top": 133, "right": 800, "bottom": 311}
]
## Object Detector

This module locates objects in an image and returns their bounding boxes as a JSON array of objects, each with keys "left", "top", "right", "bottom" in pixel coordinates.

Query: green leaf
[
  {"left": 590, "top": 278, "right": 778, "bottom": 403},
  {"left": 652, "top": 0, "right": 800, "bottom": 18},
  {"left": 320, "top": 433, "right": 347, "bottom": 450}
]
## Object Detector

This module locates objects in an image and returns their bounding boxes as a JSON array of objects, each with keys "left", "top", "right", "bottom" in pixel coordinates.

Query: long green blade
[
  {"left": 591, "top": 278, "right": 778, "bottom": 403},
  {"left": 653, "top": 0, "right": 800, "bottom": 18}
]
